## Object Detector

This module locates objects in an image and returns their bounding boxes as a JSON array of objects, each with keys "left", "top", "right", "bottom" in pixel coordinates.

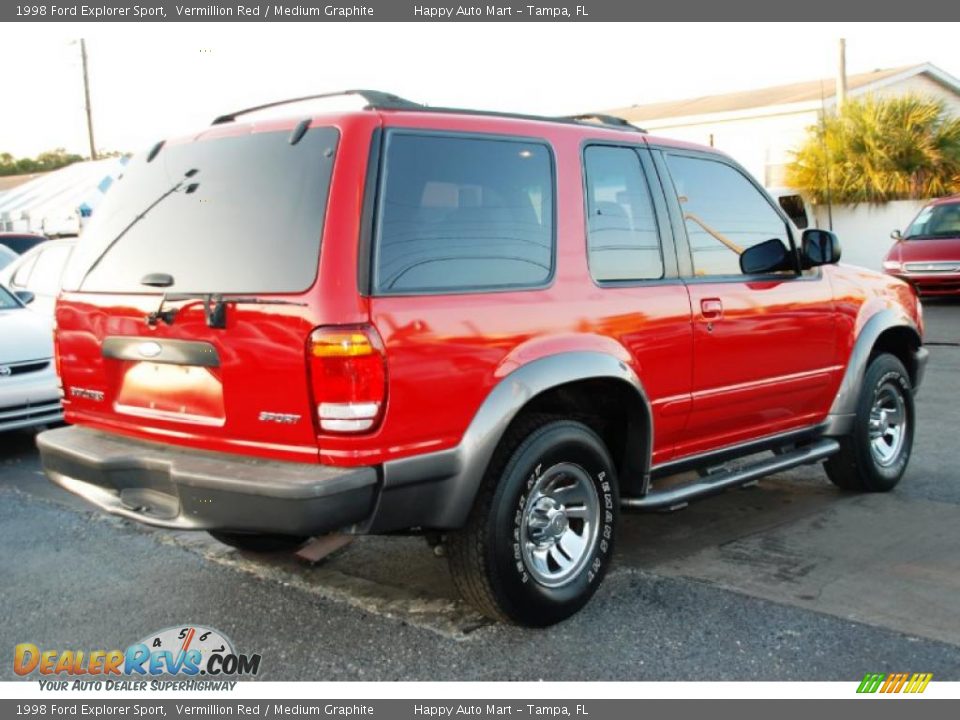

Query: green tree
[
  {"left": 0, "top": 148, "right": 86, "bottom": 176},
  {"left": 787, "top": 95, "right": 960, "bottom": 203}
]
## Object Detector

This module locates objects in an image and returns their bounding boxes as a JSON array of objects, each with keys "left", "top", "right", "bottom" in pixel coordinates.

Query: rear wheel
[
  {"left": 208, "top": 531, "right": 309, "bottom": 554},
  {"left": 825, "top": 353, "right": 914, "bottom": 492},
  {"left": 447, "top": 418, "right": 618, "bottom": 626}
]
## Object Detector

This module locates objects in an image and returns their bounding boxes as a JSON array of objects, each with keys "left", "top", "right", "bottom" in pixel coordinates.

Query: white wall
[
  {"left": 811, "top": 199, "right": 928, "bottom": 270},
  {"left": 645, "top": 109, "right": 817, "bottom": 186}
]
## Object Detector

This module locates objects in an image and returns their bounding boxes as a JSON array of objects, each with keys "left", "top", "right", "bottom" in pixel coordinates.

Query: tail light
[{"left": 307, "top": 325, "right": 386, "bottom": 433}]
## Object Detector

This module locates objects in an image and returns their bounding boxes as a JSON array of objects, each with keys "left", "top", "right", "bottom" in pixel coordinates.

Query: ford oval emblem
[{"left": 138, "top": 341, "right": 163, "bottom": 359}]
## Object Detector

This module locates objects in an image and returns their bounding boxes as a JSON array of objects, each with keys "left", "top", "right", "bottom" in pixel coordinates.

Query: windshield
[
  {"left": 62, "top": 126, "right": 339, "bottom": 294},
  {"left": 0, "top": 284, "right": 21, "bottom": 309},
  {"left": 905, "top": 203, "right": 960, "bottom": 240}
]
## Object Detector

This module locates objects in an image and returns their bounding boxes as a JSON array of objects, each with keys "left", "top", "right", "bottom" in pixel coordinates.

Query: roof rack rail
[
  {"left": 211, "top": 89, "right": 422, "bottom": 125},
  {"left": 211, "top": 89, "right": 647, "bottom": 135},
  {"left": 560, "top": 113, "right": 647, "bottom": 133}
]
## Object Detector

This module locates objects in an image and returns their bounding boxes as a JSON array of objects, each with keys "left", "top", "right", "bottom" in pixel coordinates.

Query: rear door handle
[{"left": 700, "top": 298, "right": 723, "bottom": 320}]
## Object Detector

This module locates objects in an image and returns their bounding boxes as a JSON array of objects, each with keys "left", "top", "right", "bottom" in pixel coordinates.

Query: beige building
[{"left": 606, "top": 63, "right": 960, "bottom": 188}]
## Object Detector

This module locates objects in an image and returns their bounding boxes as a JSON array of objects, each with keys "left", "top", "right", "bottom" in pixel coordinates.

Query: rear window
[
  {"left": 373, "top": 133, "right": 554, "bottom": 294},
  {"left": 63, "top": 127, "right": 339, "bottom": 294}
]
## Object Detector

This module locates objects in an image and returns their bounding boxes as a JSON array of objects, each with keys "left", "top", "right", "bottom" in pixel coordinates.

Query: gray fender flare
[
  {"left": 823, "top": 308, "right": 922, "bottom": 436},
  {"left": 373, "top": 351, "right": 652, "bottom": 531}
]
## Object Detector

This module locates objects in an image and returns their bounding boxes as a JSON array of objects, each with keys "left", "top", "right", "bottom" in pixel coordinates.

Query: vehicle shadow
[{"left": 0, "top": 428, "right": 42, "bottom": 462}]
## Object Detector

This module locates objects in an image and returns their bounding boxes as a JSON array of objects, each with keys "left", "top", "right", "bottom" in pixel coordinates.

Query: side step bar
[{"left": 622, "top": 438, "right": 840, "bottom": 512}]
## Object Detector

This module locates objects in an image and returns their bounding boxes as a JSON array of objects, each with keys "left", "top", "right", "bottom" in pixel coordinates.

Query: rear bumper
[{"left": 37, "top": 426, "right": 378, "bottom": 536}]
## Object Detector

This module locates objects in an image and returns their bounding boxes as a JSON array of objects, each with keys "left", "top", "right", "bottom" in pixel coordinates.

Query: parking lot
[{"left": 2, "top": 303, "right": 959, "bottom": 681}]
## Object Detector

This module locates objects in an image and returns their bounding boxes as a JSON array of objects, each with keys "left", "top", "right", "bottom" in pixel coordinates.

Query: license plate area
[{"left": 114, "top": 361, "right": 225, "bottom": 427}]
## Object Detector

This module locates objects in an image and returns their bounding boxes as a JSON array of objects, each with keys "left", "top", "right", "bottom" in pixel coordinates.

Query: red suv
[{"left": 38, "top": 91, "right": 927, "bottom": 626}]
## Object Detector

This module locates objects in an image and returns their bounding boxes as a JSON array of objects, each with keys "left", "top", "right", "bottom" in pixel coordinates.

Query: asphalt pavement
[{"left": 2, "top": 303, "right": 959, "bottom": 681}]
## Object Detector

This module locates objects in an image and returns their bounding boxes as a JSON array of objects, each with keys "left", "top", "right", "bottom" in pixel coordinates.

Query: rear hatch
[{"left": 56, "top": 122, "right": 341, "bottom": 462}]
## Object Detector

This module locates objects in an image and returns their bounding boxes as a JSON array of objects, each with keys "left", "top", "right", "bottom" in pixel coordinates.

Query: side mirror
[
  {"left": 891, "top": 229, "right": 903, "bottom": 241},
  {"left": 739, "top": 238, "right": 792, "bottom": 275},
  {"left": 801, "top": 229, "right": 842, "bottom": 268},
  {"left": 14, "top": 290, "right": 35, "bottom": 305}
]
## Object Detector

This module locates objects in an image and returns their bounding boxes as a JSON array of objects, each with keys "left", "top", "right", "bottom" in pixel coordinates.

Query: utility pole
[
  {"left": 80, "top": 38, "right": 97, "bottom": 160},
  {"left": 836, "top": 38, "right": 848, "bottom": 112}
]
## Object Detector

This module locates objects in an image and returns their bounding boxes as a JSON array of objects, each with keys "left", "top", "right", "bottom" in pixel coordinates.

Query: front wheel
[
  {"left": 825, "top": 353, "right": 914, "bottom": 492},
  {"left": 447, "top": 418, "right": 618, "bottom": 627}
]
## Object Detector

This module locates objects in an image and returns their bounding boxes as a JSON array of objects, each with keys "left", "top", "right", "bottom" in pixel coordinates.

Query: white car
[
  {"left": 0, "top": 284, "right": 63, "bottom": 432},
  {"left": 0, "top": 239, "right": 76, "bottom": 316}
]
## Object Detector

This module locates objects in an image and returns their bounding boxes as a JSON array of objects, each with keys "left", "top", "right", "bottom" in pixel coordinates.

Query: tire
[
  {"left": 447, "top": 417, "right": 618, "bottom": 627},
  {"left": 208, "top": 531, "right": 309, "bottom": 554},
  {"left": 825, "top": 353, "right": 914, "bottom": 492}
]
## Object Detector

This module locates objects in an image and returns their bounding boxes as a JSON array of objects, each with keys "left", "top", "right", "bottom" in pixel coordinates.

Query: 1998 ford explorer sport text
[{"left": 38, "top": 90, "right": 927, "bottom": 626}]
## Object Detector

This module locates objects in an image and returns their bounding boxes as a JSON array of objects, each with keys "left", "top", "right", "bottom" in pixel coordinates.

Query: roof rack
[
  {"left": 211, "top": 89, "right": 422, "bottom": 125},
  {"left": 560, "top": 113, "right": 647, "bottom": 133},
  {"left": 211, "top": 89, "right": 646, "bottom": 134}
]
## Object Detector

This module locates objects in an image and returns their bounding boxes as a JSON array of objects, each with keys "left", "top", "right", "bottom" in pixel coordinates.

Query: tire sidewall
[
  {"left": 853, "top": 355, "right": 914, "bottom": 490},
  {"left": 486, "top": 422, "right": 618, "bottom": 625}
]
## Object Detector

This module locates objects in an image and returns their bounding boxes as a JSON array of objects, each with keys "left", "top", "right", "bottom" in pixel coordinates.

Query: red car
[
  {"left": 37, "top": 91, "right": 927, "bottom": 625},
  {"left": 883, "top": 195, "right": 960, "bottom": 296}
]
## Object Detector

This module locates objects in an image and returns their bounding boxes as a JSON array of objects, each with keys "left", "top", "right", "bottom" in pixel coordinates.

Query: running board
[{"left": 621, "top": 438, "right": 840, "bottom": 512}]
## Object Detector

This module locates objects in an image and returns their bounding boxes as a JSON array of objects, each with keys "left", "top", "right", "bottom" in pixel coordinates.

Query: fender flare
[
  {"left": 371, "top": 351, "right": 653, "bottom": 531},
  {"left": 823, "top": 308, "right": 922, "bottom": 436}
]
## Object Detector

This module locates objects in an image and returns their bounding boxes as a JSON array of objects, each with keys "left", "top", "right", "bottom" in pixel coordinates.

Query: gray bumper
[{"left": 37, "top": 426, "right": 378, "bottom": 536}]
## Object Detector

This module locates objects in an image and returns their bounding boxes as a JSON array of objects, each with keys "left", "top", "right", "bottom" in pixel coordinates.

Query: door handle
[{"left": 700, "top": 298, "right": 723, "bottom": 320}]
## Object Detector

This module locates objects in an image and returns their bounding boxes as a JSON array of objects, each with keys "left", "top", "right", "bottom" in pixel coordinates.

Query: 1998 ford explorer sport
[{"left": 38, "top": 90, "right": 927, "bottom": 626}]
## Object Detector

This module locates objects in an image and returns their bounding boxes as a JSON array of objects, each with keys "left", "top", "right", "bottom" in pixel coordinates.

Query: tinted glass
[
  {"left": 0, "top": 236, "right": 46, "bottom": 254},
  {"left": 30, "top": 244, "right": 72, "bottom": 295},
  {"left": 905, "top": 203, "right": 960, "bottom": 239},
  {"left": 63, "top": 127, "right": 339, "bottom": 294},
  {"left": 374, "top": 133, "right": 553, "bottom": 293},
  {"left": 584, "top": 146, "right": 663, "bottom": 281},
  {"left": 777, "top": 194, "right": 809, "bottom": 229},
  {"left": 665, "top": 155, "right": 789, "bottom": 276}
]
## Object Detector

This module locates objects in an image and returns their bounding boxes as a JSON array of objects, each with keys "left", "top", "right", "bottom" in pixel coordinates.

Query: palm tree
[{"left": 787, "top": 95, "right": 960, "bottom": 203}]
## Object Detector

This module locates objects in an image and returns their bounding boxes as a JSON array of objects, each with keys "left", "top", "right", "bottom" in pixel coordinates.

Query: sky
[{"left": 2, "top": 22, "right": 960, "bottom": 159}]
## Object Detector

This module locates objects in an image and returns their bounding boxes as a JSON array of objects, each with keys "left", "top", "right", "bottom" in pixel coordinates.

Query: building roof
[{"left": 607, "top": 63, "right": 960, "bottom": 124}]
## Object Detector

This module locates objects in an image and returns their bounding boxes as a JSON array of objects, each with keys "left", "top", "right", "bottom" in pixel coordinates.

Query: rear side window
[
  {"left": 664, "top": 154, "right": 790, "bottom": 276},
  {"left": 10, "top": 253, "right": 38, "bottom": 288},
  {"left": 584, "top": 146, "right": 663, "bottom": 281},
  {"left": 373, "top": 133, "right": 554, "bottom": 294},
  {"left": 63, "top": 127, "right": 339, "bottom": 294},
  {"left": 29, "top": 244, "right": 72, "bottom": 295}
]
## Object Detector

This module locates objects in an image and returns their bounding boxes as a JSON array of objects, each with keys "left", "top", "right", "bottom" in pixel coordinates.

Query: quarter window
[
  {"left": 10, "top": 253, "right": 38, "bottom": 289},
  {"left": 665, "top": 155, "right": 790, "bottom": 276},
  {"left": 373, "top": 133, "right": 554, "bottom": 294},
  {"left": 584, "top": 146, "right": 663, "bottom": 282},
  {"left": 29, "top": 244, "right": 72, "bottom": 295}
]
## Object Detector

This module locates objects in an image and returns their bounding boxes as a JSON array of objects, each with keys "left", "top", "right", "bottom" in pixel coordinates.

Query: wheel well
[
  {"left": 504, "top": 378, "right": 650, "bottom": 495},
  {"left": 870, "top": 326, "right": 921, "bottom": 386}
]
